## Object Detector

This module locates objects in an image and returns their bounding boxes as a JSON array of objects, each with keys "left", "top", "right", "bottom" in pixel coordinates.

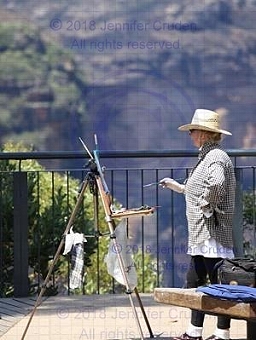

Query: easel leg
[
  {"left": 96, "top": 176, "right": 153, "bottom": 339},
  {"left": 103, "top": 216, "right": 146, "bottom": 338},
  {"left": 134, "top": 287, "right": 154, "bottom": 338},
  {"left": 21, "top": 166, "right": 154, "bottom": 339},
  {"left": 21, "top": 177, "right": 90, "bottom": 339}
]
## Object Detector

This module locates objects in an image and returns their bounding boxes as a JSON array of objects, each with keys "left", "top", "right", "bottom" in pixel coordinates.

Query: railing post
[
  {"left": 13, "top": 172, "right": 29, "bottom": 297},
  {"left": 233, "top": 168, "right": 244, "bottom": 257}
]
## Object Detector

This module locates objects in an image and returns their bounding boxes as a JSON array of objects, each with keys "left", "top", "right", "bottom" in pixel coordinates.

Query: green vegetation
[
  {"left": 243, "top": 191, "right": 256, "bottom": 255},
  {"left": 0, "top": 142, "right": 96, "bottom": 296},
  {"left": 0, "top": 142, "right": 158, "bottom": 296}
]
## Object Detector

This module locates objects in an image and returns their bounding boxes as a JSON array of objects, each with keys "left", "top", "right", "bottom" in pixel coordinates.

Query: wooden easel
[{"left": 21, "top": 136, "right": 154, "bottom": 339}]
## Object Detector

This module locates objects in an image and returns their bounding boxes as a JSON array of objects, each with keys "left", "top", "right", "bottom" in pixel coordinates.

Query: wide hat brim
[{"left": 178, "top": 123, "right": 232, "bottom": 135}]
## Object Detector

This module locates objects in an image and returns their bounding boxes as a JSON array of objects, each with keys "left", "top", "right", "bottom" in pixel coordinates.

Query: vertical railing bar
[
  {"left": 170, "top": 168, "right": 175, "bottom": 287},
  {"left": 36, "top": 171, "right": 41, "bottom": 294},
  {"left": 0, "top": 173, "right": 3, "bottom": 297},
  {"left": 51, "top": 171, "right": 56, "bottom": 289},
  {"left": 253, "top": 167, "right": 256, "bottom": 252},
  {"left": 66, "top": 170, "right": 71, "bottom": 295},
  {"left": 155, "top": 168, "right": 160, "bottom": 287},
  {"left": 140, "top": 169, "right": 145, "bottom": 292},
  {"left": 110, "top": 169, "right": 115, "bottom": 294}
]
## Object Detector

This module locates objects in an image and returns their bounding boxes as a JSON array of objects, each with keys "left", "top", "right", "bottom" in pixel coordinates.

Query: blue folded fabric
[{"left": 196, "top": 284, "right": 256, "bottom": 302}]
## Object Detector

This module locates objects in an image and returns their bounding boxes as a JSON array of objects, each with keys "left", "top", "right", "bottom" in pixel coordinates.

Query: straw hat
[{"left": 178, "top": 109, "right": 232, "bottom": 135}]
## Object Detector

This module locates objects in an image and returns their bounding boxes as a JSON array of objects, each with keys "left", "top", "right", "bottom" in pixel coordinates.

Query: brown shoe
[{"left": 173, "top": 333, "right": 203, "bottom": 340}]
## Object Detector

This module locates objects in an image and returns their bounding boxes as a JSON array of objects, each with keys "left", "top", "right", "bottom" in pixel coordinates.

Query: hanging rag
[{"left": 63, "top": 227, "right": 86, "bottom": 289}]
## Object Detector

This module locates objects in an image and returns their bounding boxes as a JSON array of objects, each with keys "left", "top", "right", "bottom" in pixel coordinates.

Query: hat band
[{"left": 192, "top": 118, "right": 219, "bottom": 129}]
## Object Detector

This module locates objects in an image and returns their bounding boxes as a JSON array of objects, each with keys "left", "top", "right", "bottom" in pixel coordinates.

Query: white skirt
[{"left": 187, "top": 237, "right": 234, "bottom": 258}]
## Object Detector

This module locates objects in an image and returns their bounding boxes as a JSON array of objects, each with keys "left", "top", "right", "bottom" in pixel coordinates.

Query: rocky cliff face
[
  {"left": 0, "top": 0, "right": 256, "bottom": 154},
  {"left": 1, "top": 0, "right": 255, "bottom": 288}
]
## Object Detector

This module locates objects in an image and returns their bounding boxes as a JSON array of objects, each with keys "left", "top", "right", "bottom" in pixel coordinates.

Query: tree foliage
[
  {"left": 243, "top": 190, "right": 256, "bottom": 255},
  {"left": 0, "top": 142, "right": 96, "bottom": 296},
  {"left": 0, "top": 142, "right": 158, "bottom": 296}
]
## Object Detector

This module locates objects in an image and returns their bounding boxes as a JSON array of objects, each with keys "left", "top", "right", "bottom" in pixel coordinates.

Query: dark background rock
[{"left": 0, "top": 0, "right": 256, "bottom": 156}]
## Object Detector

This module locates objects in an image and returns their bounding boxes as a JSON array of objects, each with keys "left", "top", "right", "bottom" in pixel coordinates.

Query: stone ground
[{"left": 0, "top": 293, "right": 246, "bottom": 340}]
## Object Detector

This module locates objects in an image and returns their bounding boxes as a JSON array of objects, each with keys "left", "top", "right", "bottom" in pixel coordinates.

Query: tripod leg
[
  {"left": 109, "top": 227, "right": 146, "bottom": 339},
  {"left": 21, "top": 177, "right": 90, "bottom": 340},
  {"left": 95, "top": 176, "right": 148, "bottom": 339},
  {"left": 92, "top": 183, "right": 101, "bottom": 293},
  {"left": 134, "top": 287, "right": 154, "bottom": 338}
]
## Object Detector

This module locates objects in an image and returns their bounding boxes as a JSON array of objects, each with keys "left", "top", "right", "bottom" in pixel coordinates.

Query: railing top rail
[{"left": 0, "top": 149, "right": 255, "bottom": 160}]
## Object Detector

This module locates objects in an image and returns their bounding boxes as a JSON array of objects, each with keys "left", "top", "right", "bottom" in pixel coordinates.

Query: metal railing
[{"left": 0, "top": 149, "right": 256, "bottom": 297}]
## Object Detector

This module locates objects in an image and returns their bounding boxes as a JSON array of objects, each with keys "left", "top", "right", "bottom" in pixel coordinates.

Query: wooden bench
[{"left": 154, "top": 288, "right": 256, "bottom": 340}]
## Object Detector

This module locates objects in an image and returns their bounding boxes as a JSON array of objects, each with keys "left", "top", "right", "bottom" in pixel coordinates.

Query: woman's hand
[{"left": 159, "top": 178, "right": 185, "bottom": 193}]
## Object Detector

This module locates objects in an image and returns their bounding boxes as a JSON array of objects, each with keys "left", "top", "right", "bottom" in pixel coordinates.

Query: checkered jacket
[{"left": 185, "top": 142, "right": 236, "bottom": 249}]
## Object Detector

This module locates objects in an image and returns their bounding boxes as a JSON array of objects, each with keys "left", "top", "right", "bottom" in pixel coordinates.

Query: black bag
[{"left": 213, "top": 257, "right": 256, "bottom": 287}]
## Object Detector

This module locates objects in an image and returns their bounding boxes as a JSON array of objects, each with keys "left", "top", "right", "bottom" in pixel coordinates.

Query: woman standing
[{"left": 160, "top": 109, "right": 236, "bottom": 340}]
